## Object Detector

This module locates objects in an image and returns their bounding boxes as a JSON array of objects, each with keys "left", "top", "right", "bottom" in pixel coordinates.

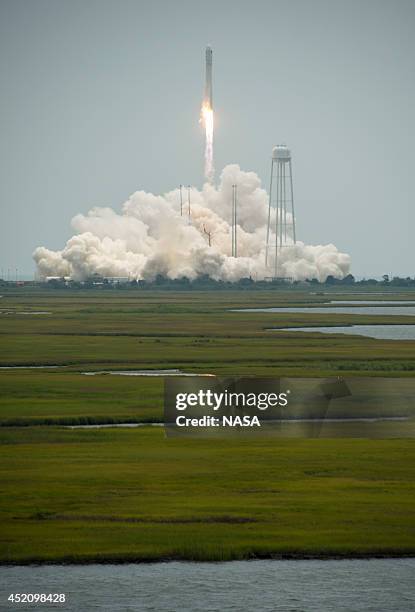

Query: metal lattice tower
[{"left": 265, "top": 145, "right": 296, "bottom": 277}]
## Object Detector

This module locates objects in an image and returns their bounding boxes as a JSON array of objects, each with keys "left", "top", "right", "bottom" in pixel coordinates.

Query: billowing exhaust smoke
[{"left": 33, "top": 164, "right": 351, "bottom": 283}]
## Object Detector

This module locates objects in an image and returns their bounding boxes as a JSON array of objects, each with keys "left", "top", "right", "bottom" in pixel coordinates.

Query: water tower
[{"left": 265, "top": 144, "right": 297, "bottom": 277}]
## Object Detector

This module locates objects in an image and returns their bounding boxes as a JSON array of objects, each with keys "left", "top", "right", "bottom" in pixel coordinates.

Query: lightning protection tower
[
  {"left": 231, "top": 184, "right": 238, "bottom": 257},
  {"left": 265, "top": 145, "right": 296, "bottom": 277}
]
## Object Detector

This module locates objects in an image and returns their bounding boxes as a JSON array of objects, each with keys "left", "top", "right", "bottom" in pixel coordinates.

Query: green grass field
[
  {"left": 1, "top": 427, "right": 414, "bottom": 563},
  {"left": 0, "top": 287, "right": 414, "bottom": 562}
]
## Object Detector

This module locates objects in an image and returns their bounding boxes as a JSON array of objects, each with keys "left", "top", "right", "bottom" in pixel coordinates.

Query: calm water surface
[
  {"left": 235, "top": 306, "right": 415, "bottom": 316},
  {"left": 81, "top": 369, "right": 211, "bottom": 377},
  {"left": 272, "top": 324, "right": 415, "bottom": 340},
  {"left": 329, "top": 300, "right": 415, "bottom": 305},
  {"left": 1, "top": 559, "right": 414, "bottom": 611}
]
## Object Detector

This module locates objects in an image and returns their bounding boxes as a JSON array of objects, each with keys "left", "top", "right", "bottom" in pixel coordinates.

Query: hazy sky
[{"left": 1, "top": 0, "right": 414, "bottom": 278}]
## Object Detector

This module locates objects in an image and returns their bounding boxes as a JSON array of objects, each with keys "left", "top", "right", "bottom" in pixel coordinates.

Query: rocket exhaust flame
[
  {"left": 201, "top": 102, "right": 214, "bottom": 182},
  {"left": 201, "top": 45, "right": 214, "bottom": 182}
]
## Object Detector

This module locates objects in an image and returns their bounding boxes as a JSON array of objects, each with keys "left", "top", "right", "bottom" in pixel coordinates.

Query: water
[
  {"left": 271, "top": 324, "right": 415, "bottom": 340},
  {"left": 0, "top": 311, "right": 51, "bottom": 315},
  {"left": 0, "top": 368, "right": 212, "bottom": 375},
  {"left": 330, "top": 300, "right": 415, "bottom": 305},
  {"left": 19, "top": 311, "right": 52, "bottom": 315},
  {"left": 1, "top": 559, "right": 414, "bottom": 611},
  {"left": 81, "top": 369, "right": 213, "bottom": 377},
  {"left": 68, "top": 422, "right": 164, "bottom": 429},
  {"left": 235, "top": 306, "right": 415, "bottom": 316},
  {"left": 67, "top": 417, "right": 408, "bottom": 429}
]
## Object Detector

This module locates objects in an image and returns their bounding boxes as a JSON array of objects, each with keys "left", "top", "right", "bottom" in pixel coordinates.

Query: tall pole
[
  {"left": 265, "top": 159, "right": 273, "bottom": 267},
  {"left": 231, "top": 184, "right": 238, "bottom": 257},
  {"left": 203, "top": 225, "right": 212, "bottom": 246},
  {"left": 187, "top": 185, "right": 191, "bottom": 222},
  {"left": 283, "top": 164, "right": 287, "bottom": 243},
  {"left": 289, "top": 160, "right": 296, "bottom": 244},
  {"left": 279, "top": 162, "right": 283, "bottom": 250},
  {"left": 231, "top": 185, "right": 234, "bottom": 256},
  {"left": 235, "top": 185, "right": 238, "bottom": 257},
  {"left": 234, "top": 184, "right": 237, "bottom": 258},
  {"left": 179, "top": 185, "right": 183, "bottom": 217}
]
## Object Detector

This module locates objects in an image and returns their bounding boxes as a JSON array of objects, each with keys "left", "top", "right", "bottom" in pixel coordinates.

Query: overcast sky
[{"left": 1, "top": 0, "right": 414, "bottom": 278}]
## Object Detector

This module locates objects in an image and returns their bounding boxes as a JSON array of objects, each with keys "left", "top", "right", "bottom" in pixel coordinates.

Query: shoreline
[{"left": 2, "top": 551, "right": 415, "bottom": 567}]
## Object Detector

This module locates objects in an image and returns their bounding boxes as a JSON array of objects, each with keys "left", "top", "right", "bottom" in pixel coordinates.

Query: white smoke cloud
[{"left": 33, "top": 164, "right": 351, "bottom": 282}]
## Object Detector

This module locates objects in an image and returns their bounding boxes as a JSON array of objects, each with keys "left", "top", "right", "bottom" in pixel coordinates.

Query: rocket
[
  {"left": 201, "top": 46, "right": 214, "bottom": 182},
  {"left": 204, "top": 45, "right": 213, "bottom": 109}
]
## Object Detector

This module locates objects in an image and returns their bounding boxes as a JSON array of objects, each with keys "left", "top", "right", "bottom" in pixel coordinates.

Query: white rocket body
[{"left": 205, "top": 46, "right": 213, "bottom": 108}]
